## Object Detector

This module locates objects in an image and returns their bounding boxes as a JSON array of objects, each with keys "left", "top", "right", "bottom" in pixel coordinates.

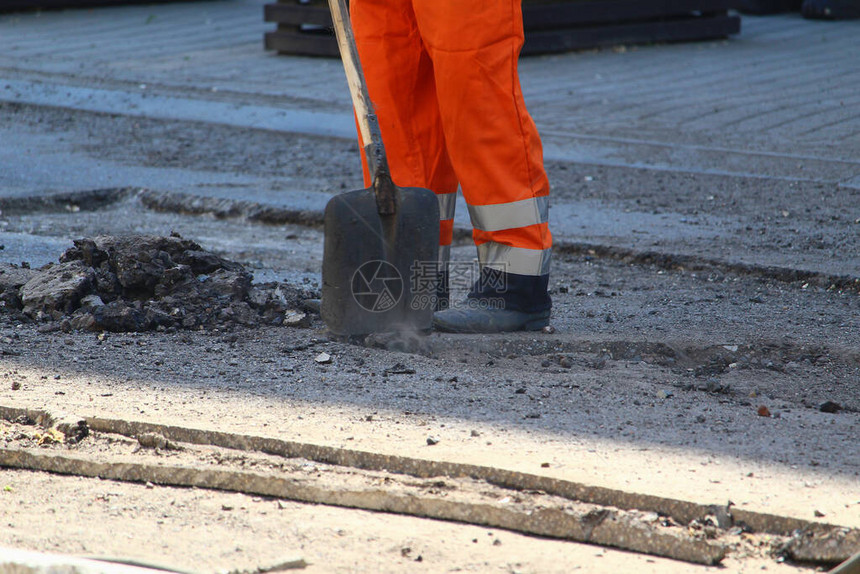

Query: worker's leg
[
  {"left": 413, "top": 0, "right": 552, "bottom": 326},
  {"left": 351, "top": 0, "right": 458, "bottom": 308}
]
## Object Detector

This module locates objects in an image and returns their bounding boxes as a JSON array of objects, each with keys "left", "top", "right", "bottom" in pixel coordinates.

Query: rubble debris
[
  {"left": 0, "top": 235, "right": 318, "bottom": 332},
  {"left": 35, "top": 428, "right": 65, "bottom": 446},
  {"left": 707, "top": 504, "right": 734, "bottom": 530},
  {"left": 20, "top": 260, "right": 95, "bottom": 319},
  {"left": 54, "top": 415, "right": 89, "bottom": 445},
  {"left": 781, "top": 524, "right": 860, "bottom": 565},
  {"left": 0, "top": 263, "right": 38, "bottom": 311},
  {"left": 819, "top": 401, "right": 843, "bottom": 414},
  {"left": 137, "top": 432, "right": 182, "bottom": 451},
  {"left": 282, "top": 310, "right": 309, "bottom": 327},
  {"left": 0, "top": 411, "right": 90, "bottom": 448}
]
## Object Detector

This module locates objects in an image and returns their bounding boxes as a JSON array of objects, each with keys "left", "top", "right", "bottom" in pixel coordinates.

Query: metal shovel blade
[{"left": 321, "top": 184, "right": 439, "bottom": 337}]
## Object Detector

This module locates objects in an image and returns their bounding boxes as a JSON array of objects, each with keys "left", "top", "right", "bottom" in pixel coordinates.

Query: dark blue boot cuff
[{"left": 467, "top": 268, "right": 551, "bottom": 314}]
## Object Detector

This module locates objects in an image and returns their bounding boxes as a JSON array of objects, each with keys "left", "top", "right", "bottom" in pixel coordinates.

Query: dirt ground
[{"left": 1, "top": 102, "right": 859, "bottom": 573}]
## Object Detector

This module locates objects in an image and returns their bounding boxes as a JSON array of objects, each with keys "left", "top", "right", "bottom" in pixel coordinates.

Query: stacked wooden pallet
[
  {"left": 264, "top": 0, "right": 742, "bottom": 58},
  {"left": 0, "top": 0, "right": 153, "bottom": 8}
]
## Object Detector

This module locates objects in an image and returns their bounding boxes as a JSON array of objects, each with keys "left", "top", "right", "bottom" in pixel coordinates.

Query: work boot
[
  {"left": 433, "top": 306, "right": 550, "bottom": 333},
  {"left": 802, "top": 0, "right": 860, "bottom": 18},
  {"left": 433, "top": 268, "right": 551, "bottom": 333}
]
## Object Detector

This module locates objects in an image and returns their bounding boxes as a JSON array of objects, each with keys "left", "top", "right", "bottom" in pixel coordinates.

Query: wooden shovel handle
[{"left": 328, "top": 0, "right": 397, "bottom": 215}]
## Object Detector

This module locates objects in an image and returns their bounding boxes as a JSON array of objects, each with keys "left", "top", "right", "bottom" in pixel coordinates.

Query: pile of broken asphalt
[{"left": 0, "top": 234, "right": 318, "bottom": 332}]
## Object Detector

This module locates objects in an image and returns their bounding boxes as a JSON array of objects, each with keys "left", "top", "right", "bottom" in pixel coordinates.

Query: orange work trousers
[{"left": 351, "top": 0, "right": 552, "bottom": 279}]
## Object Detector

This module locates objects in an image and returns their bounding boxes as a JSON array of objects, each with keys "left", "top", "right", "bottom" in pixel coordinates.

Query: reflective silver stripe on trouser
[
  {"left": 437, "top": 191, "right": 457, "bottom": 221},
  {"left": 437, "top": 192, "right": 456, "bottom": 266},
  {"left": 467, "top": 195, "right": 549, "bottom": 232},
  {"left": 477, "top": 244, "right": 552, "bottom": 277},
  {"left": 438, "top": 244, "right": 451, "bottom": 265}
]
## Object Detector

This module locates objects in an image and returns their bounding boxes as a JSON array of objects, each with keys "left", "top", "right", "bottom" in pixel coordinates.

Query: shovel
[{"left": 321, "top": 0, "right": 440, "bottom": 337}]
